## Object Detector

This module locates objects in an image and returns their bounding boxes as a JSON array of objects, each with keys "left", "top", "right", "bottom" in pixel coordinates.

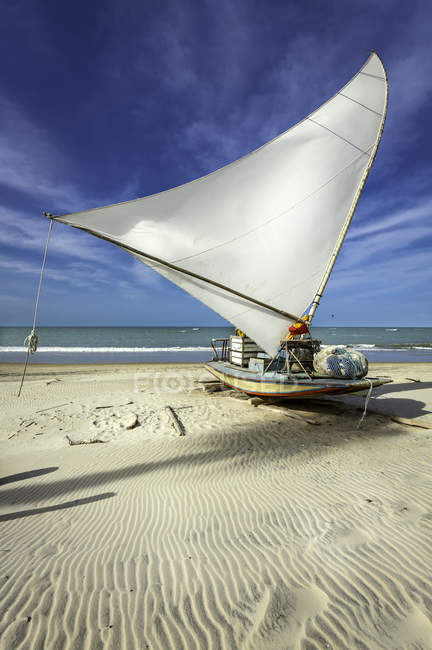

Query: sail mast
[{"left": 306, "top": 52, "right": 388, "bottom": 324}]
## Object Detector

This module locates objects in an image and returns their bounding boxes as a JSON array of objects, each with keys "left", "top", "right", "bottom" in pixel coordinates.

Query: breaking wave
[
  {"left": 0, "top": 346, "right": 213, "bottom": 353},
  {"left": 1, "top": 343, "right": 431, "bottom": 354},
  {"left": 322, "top": 343, "right": 432, "bottom": 352}
]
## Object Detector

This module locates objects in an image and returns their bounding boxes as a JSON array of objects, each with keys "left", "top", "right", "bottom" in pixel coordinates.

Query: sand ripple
[{"left": 1, "top": 366, "right": 432, "bottom": 648}]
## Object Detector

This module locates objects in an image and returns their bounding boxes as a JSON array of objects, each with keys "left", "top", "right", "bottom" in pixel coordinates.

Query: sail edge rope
[{"left": 17, "top": 217, "right": 54, "bottom": 397}]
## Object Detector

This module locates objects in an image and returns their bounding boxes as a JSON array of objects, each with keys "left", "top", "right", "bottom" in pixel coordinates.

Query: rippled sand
[{"left": 1, "top": 362, "right": 431, "bottom": 649}]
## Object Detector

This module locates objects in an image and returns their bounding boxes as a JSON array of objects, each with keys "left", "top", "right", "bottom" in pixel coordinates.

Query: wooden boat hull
[{"left": 205, "top": 361, "right": 391, "bottom": 398}]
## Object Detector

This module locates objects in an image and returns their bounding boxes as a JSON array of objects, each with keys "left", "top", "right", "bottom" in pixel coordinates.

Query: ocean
[{"left": 0, "top": 326, "right": 431, "bottom": 364}]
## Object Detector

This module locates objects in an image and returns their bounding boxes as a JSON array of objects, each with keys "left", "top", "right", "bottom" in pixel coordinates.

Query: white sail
[{"left": 52, "top": 52, "right": 387, "bottom": 357}]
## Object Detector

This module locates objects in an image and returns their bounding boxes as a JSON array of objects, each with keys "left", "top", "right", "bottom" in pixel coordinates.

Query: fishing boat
[{"left": 39, "top": 52, "right": 391, "bottom": 399}]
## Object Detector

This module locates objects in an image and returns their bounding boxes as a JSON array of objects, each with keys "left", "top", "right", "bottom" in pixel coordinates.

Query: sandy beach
[{"left": 1, "top": 361, "right": 432, "bottom": 649}]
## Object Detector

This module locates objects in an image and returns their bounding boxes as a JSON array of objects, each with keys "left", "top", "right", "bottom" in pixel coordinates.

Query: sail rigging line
[
  {"left": 52, "top": 221, "right": 301, "bottom": 323},
  {"left": 306, "top": 52, "right": 388, "bottom": 324},
  {"left": 359, "top": 71, "right": 384, "bottom": 80},
  {"left": 357, "top": 378, "right": 374, "bottom": 428},
  {"left": 18, "top": 217, "right": 54, "bottom": 397},
  {"left": 227, "top": 267, "right": 322, "bottom": 324},
  {"left": 287, "top": 348, "right": 313, "bottom": 380},
  {"left": 338, "top": 93, "right": 383, "bottom": 117},
  {"left": 307, "top": 118, "right": 372, "bottom": 156},
  {"left": 263, "top": 345, "right": 283, "bottom": 374}
]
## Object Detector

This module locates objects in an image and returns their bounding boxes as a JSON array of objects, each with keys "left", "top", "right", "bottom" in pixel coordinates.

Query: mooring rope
[
  {"left": 357, "top": 378, "right": 374, "bottom": 429},
  {"left": 17, "top": 218, "right": 54, "bottom": 397}
]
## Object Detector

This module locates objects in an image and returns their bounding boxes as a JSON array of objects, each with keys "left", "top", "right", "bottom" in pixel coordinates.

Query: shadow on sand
[
  {"left": 0, "top": 492, "right": 115, "bottom": 522},
  {"left": 318, "top": 381, "right": 432, "bottom": 419},
  {"left": 0, "top": 410, "right": 401, "bottom": 507},
  {"left": 0, "top": 467, "right": 58, "bottom": 486},
  {"left": 374, "top": 381, "right": 432, "bottom": 397}
]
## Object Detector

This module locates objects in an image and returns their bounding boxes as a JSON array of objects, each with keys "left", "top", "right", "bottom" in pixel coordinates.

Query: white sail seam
[
  {"left": 338, "top": 92, "right": 383, "bottom": 117},
  {"left": 227, "top": 269, "right": 323, "bottom": 322},
  {"left": 307, "top": 118, "right": 372, "bottom": 156},
  {"left": 359, "top": 71, "right": 385, "bottom": 80},
  {"left": 170, "top": 147, "right": 374, "bottom": 266}
]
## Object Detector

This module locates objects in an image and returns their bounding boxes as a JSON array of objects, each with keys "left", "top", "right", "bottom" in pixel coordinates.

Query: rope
[
  {"left": 23, "top": 330, "right": 38, "bottom": 354},
  {"left": 17, "top": 218, "right": 54, "bottom": 397},
  {"left": 357, "top": 378, "right": 374, "bottom": 429},
  {"left": 288, "top": 348, "right": 312, "bottom": 379}
]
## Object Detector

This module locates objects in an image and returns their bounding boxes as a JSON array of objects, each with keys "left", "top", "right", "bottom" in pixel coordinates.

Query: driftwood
[
  {"left": 202, "top": 381, "right": 231, "bottom": 393},
  {"left": 204, "top": 385, "right": 225, "bottom": 393},
  {"left": 165, "top": 406, "right": 186, "bottom": 436},
  {"left": 36, "top": 403, "right": 69, "bottom": 413},
  {"left": 405, "top": 377, "right": 421, "bottom": 383},
  {"left": 66, "top": 435, "right": 106, "bottom": 446},
  {"left": 229, "top": 392, "right": 249, "bottom": 401},
  {"left": 95, "top": 400, "right": 134, "bottom": 409},
  {"left": 197, "top": 379, "right": 228, "bottom": 391},
  {"left": 9, "top": 420, "right": 36, "bottom": 437}
]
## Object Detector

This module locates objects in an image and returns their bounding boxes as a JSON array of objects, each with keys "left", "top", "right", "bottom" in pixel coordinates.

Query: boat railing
[{"left": 211, "top": 338, "right": 230, "bottom": 361}]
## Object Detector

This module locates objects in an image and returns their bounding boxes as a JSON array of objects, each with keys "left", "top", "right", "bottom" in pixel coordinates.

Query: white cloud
[
  {"left": 0, "top": 96, "right": 142, "bottom": 214},
  {"left": 0, "top": 99, "right": 84, "bottom": 210},
  {"left": 0, "top": 254, "right": 113, "bottom": 288},
  {"left": 0, "top": 206, "right": 111, "bottom": 264},
  {"left": 348, "top": 199, "right": 432, "bottom": 241},
  {"left": 0, "top": 206, "right": 162, "bottom": 290},
  {"left": 0, "top": 223, "right": 163, "bottom": 291}
]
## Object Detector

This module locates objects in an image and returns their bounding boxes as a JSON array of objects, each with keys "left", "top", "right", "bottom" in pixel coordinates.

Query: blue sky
[{"left": 0, "top": 0, "right": 431, "bottom": 327}]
